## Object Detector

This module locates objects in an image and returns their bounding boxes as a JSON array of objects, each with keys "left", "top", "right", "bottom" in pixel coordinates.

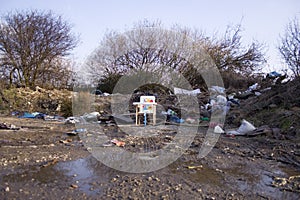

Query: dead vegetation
[{"left": 0, "top": 86, "right": 72, "bottom": 116}]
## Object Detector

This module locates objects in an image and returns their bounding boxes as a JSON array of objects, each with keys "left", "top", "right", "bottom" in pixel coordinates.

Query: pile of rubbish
[
  {"left": 0, "top": 86, "right": 71, "bottom": 114},
  {"left": 10, "top": 110, "right": 103, "bottom": 125},
  {"left": 126, "top": 73, "right": 298, "bottom": 139},
  {"left": 223, "top": 119, "right": 279, "bottom": 137},
  {"left": 4, "top": 71, "right": 298, "bottom": 140}
]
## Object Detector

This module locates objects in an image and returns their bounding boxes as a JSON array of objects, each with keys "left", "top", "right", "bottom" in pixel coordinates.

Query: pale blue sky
[{"left": 1, "top": 0, "right": 299, "bottom": 72}]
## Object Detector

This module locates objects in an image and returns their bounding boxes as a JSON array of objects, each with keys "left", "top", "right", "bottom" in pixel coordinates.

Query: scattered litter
[
  {"left": 59, "top": 139, "right": 72, "bottom": 144},
  {"left": 91, "top": 89, "right": 110, "bottom": 96},
  {"left": 245, "top": 83, "right": 259, "bottom": 93},
  {"left": 186, "top": 165, "right": 203, "bottom": 170},
  {"left": 227, "top": 94, "right": 240, "bottom": 106},
  {"left": 74, "top": 128, "right": 86, "bottom": 133},
  {"left": 11, "top": 111, "right": 20, "bottom": 116},
  {"left": 82, "top": 112, "right": 100, "bottom": 121},
  {"left": 18, "top": 112, "right": 36, "bottom": 118},
  {"left": 260, "top": 87, "right": 272, "bottom": 92},
  {"left": 254, "top": 91, "right": 262, "bottom": 96},
  {"left": 226, "top": 119, "right": 256, "bottom": 135},
  {"left": 44, "top": 115, "right": 64, "bottom": 121},
  {"left": 169, "top": 115, "right": 185, "bottom": 123},
  {"left": 91, "top": 89, "right": 103, "bottom": 96},
  {"left": 234, "top": 83, "right": 260, "bottom": 100},
  {"left": 214, "top": 125, "right": 225, "bottom": 134},
  {"left": 70, "top": 184, "right": 78, "bottom": 189},
  {"left": 111, "top": 139, "right": 125, "bottom": 147},
  {"left": 167, "top": 109, "right": 176, "bottom": 116},
  {"left": 209, "top": 121, "right": 221, "bottom": 128},
  {"left": 174, "top": 87, "right": 201, "bottom": 96},
  {"left": 200, "top": 117, "right": 209, "bottom": 121},
  {"left": 237, "top": 119, "right": 256, "bottom": 133},
  {"left": 65, "top": 117, "right": 81, "bottom": 124},
  {"left": 209, "top": 94, "right": 229, "bottom": 115},
  {"left": 217, "top": 95, "right": 227, "bottom": 105},
  {"left": 166, "top": 109, "right": 184, "bottom": 123},
  {"left": 209, "top": 86, "right": 225, "bottom": 94},
  {"left": 235, "top": 91, "right": 254, "bottom": 99},
  {"left": 267, "top": 71, "right": 282, "bottom": 78},
  {"left": 15, "top": 111, "right": 65, "bottom": 121},
  {"left": 244, "top": 125, "right": 274, "bottom": 137},
  {"left": 67, "top": 128, "right": 87, "bottom": 136}
]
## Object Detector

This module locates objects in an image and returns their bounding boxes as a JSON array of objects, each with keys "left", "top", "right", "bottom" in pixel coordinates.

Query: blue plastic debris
[
  {"left": 18, "top": 112, "right": 36, "bottom": 118},
  {"left": 268, "top": 71, "right": 282, "bottom": 78}
]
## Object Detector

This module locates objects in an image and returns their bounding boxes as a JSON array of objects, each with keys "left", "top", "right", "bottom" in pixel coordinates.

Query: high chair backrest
[{"left": 138, "top": 96, "right": 156, "bottom": 113}]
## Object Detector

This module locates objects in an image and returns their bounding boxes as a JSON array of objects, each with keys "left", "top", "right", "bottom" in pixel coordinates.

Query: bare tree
[
  {"left": 279, "top": 17, "right": 300, "bottom": 77},
  {"left": 85, "top": 21, "right": 265, "bottom": 92},
  {"left": 205, "top": 25, "right": 265, "bottom": 74},
  {"left": 35, "top": 57, "right": 75, "bottom": 89},
  {"left": 85, "top": 21, "right": 208, "bottom": 91},
  {"left": 0, "top": 10, "right": 78, "bottom": 88}
]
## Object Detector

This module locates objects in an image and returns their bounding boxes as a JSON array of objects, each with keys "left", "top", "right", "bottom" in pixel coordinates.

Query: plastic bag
[
  {"left": 214, "top": 125, "right": 225, "bottom": 134},
  {"left": 236, "top": 119, "right": 256, "bottom": 134}
]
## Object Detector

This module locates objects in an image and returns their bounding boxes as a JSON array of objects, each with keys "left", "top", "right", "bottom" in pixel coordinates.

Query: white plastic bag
[
  {"left": 210, "top": 86, "right": 225, "bottom": 94},
  {"left": 217, "top": 95, "right": 227, "bottom": 105},
  {"left": 237, "top": 119, "right": 256, "bottom": 134},
  {"left": 214, "top": 125, "right": 225, "bottom": 134}
]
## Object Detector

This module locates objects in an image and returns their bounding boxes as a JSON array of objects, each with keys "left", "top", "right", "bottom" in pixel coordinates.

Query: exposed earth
[
  {"left": 0, "top": 116, "right": 299, "bottom": 199},
  {"left": 0, "top": 80, "right": 300, "bottom": 199}
]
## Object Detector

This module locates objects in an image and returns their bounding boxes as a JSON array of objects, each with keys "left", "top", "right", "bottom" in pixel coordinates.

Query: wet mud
[{"left": 0, "top": 116, "right": 299, "bottom": 199}]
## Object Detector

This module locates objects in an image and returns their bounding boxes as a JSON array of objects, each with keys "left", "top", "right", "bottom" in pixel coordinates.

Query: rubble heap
[{"left": 0, "top": 86, "right": 72, "bottom": 114}]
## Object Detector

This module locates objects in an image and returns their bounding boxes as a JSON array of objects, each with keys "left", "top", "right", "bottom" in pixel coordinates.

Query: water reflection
[
  {"left": 1, "top": 155, "right": 299, "bottom": 199},
  {"left": 54, "top": 155, "right": 118, "bottom": 195}
]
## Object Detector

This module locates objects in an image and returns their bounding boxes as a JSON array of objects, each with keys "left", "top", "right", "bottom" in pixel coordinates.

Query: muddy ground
[{"left": 0, "top": 115, "right": 299, "bottom": 200}]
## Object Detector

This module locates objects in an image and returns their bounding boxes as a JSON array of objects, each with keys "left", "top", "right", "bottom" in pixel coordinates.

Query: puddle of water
[
  {"left": 224, "top": 163, "right": 300, "bottom": 199},
  {"left": 51, "top": 155, "right": 125, "bottom": 195},
  {"left": 186, "top": 167, "right": 223, "bottom": 187},
  {"left": 1, "top": 156, "right": 119, "bottom": 196},
  {"left": 1, "top": 155, "right": 299, "bottom": 199},
  {"left": 53, "top": 156, "right": 104, "bottom": 195},
  {"left": 57, "top": 157, "right": 299, "bottom": 198}
]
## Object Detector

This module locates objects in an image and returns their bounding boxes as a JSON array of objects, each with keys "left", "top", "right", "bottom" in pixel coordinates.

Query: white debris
[
  {"left": 226, "top": 119, "right": 256, "bottom": 135},
  {"left": 214, "top": 125, "right": 225, "bottom": 134},
  {"left": 174, "top": 87, "right": 201, "bottom": 96}
]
